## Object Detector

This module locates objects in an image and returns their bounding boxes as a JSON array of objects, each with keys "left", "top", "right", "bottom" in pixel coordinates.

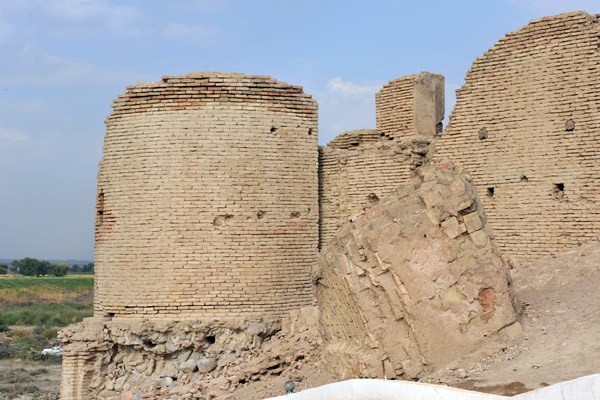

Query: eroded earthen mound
[{"left": 315, "top": 162, "right": 521, "bottom": 380}]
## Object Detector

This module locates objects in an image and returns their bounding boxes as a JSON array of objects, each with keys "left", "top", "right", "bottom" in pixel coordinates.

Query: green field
[{"left": 0, "top": 275, "right": 94, "bottom": 327}]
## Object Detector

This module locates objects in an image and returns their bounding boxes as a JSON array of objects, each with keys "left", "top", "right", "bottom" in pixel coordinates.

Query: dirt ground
[
  {"left": 245, "top": 241, "right": 600, "bottom": 399},
  {"left": 0, "top": 359, "right": 60, "bottom": 399},
  {"left": 425, "top": 241, "right": 600, "bottom": 396},
  {"left": 3, "top": 242, "right": 599, "bottom": 399}
]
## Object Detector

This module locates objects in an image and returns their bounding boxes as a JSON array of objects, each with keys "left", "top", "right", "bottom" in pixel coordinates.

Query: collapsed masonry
[
  {"left": 316, "top": 163, "right": 519, "bottom": 380},
  {"left": 61, "top": 10, "right": 600, "bottom": 400}
]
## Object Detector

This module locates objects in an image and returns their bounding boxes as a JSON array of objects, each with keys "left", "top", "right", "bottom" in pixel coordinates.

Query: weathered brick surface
[
  {"left": 318, "top": 135, "right": 432, "bottom": 248},
  {"left": 94, "top": 72, "right": 318, "bottom": 319},
  {"left": 436, "top": 11, "right": 600, "bottom": 264},
  {"left": 316, "top": 163, "right": 519, "bottom": 380},
  {"left": 61, "top": 11, "right": 600, "bottom": 398},
  {"left": 376, "top": 72, "right": 444, "bottom": 138},
  {"left": 318, "top": 74, "right": 443, "bottom": 249}
]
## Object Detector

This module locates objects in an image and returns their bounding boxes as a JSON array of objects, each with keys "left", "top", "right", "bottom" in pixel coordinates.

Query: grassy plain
[{"left": 0, "top": 275, "right": 93, "bottom": 399}]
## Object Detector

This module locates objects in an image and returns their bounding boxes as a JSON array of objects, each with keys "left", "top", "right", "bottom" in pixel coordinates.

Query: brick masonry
[
  {"left": 319, "top": 73, "right": 443, "bottom": 249},
  {"left": 95, "top": 72, "right": 318, "bottom": 319},
  {"left": 61, "top": 11, "right": 600, "bottom": 399},
  {"left": 318, "top": 135, "right": 432, "bottom": 248},
  {"left": 316, "top": 163, "right": 519, "bottom": 380},
  {"left": 436, "top": 11, "right": 600, "bottom": 264},
  {"left": 376, "top": 72, "right": 445, "bottom": 138}
]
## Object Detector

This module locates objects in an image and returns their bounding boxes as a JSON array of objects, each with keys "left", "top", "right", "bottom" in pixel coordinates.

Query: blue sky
[{"left": 0, "top": 0, "right": 598, "bottom": 261}]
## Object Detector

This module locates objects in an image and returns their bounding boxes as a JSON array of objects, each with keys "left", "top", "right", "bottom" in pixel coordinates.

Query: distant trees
[
  {"left": 7, "top": 258, "right": 92, "bottom": 276},
  {"left": 11, "top": 257, "right": 48, "bottom": 276},
  {"left": 69, "top": 263, "right": 93, "bottom": 273},
  {"left": 50, "top": 263, "right": 69, "bottom": 277},
  {"left": 81, "top": 263, "right": 94, "bottom": 273}
]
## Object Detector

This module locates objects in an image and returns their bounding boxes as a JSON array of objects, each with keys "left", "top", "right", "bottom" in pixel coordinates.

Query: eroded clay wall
[
  {"left": 318, "top": 134, "right": 432, "bottom": 248},
  {"left": 436, "top": 11, "right": 600, "bottom": 264},
  {"left": 95, "top": 72, "right": 318, "bottom": 319},
  {"left": 376, "top": 72, "right": 444, "bottom": 138},
  {"left": 316, "top": 163, "right": 519, "bottom": 380}
]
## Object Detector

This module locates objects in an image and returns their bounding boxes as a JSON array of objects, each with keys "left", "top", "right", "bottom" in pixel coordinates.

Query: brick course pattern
[
  {"left": 436, "top": 11, "right": 600, "bottom": 264},
  {"left": 94, "top": 72, "right": 318, "bottom": 319},
  {"left": 376, "top": 72, "right": 444, "bottom": 138},
  {"left": 318, "top": 72, "right": 444, "bottom": 249},
  {"left": 316, "top": 163, "right": 519, "bottom": 380},
  {"left": 318, "top": 135, "right": 432, "bottom": 248}
]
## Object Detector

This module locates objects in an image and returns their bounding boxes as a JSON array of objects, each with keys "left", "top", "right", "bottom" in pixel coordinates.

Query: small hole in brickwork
[
  {"left": 487, "top": 187, "right": 495, "bottom": 197},
  {"left": 554, "top": 183, "right": 565, "bottom": 200},
  {"left": 521, "top": 175, "right": 528, "bottom": 182},
  {"left": 308, "top": 128, "right": 313, "bottom": 136},
  {"left": 205, "top": 335, "right": 216, "bottom": 345},
  {"left": 290, "top": 211, "right": 301, "bottom": 218},
  {"left": 367, "top": 193, "right": 379, "bottom": 203},
  {"left": 270, "top": 126, "right": 277, "bottom": 134},
  {"left": 213, "top": 214, "right": 234, "bottom": 226},
  {"left": 107, "top": 312, "right": 115, "bottom": 317},
  {"left": 436, "top": 122, "right": 443, "bottom": 134},
  {"left": 350, "top": 142, "right": 360, "bottom": 147},
  {"left": 97, "top": 190, "right": 105, "bottom": 225},
  {"left": 479, "top": 128, "right": 488, "bottom": 140},
  {"left": 565, "top": 120, "right": 575, "bottom": 131},
  {"left": 256, "top": 210, "right": 265, "bottom": 219}
]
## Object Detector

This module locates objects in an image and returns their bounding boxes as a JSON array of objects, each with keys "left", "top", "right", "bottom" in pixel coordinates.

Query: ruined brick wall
[
  {"left": 316, "top": 163, "right": 519, "bottom": 380},
  {"left": 436, "top": 11, "right": 600, "bottom": 264},
  {"left": 95, "top": 72, "right": 318, "bottom": 319},
  {"left": 376, "top": 72, "right": 444, "bottom": 138},
  {"left": 318, "top": 135, "right": 432, "bottom": 248},
  {"left": 318, "top": 73, "right": 442, "bottom": 248}
]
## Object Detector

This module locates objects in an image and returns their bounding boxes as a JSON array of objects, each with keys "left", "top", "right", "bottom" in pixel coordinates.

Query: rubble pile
[
  {"left": 60, "top": 308, "right": 324, "bottom": 400},
  {"left": 315, "top": 162, "right": 521, "bottom": 380}
]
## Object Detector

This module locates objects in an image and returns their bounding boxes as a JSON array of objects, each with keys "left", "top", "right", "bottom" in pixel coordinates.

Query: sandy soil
[
  {"left": 426, "top": 242, "right": 600, "bottom": 396},
  {"left": 0, "top": 359, "right": 60, "bottom": 399},
  {"left": 231, "top": 242, "right": 600, "bottom": 399}
]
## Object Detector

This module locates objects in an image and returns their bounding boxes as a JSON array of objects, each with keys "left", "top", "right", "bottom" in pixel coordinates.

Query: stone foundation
[{"left": 60, "top": 308, "right": 321, "bottom": 399}]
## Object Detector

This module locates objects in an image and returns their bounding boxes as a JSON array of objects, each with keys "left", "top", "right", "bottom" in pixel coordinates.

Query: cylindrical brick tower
[{"left": 94, "top": 72, "right": 319, "bottom": 320}]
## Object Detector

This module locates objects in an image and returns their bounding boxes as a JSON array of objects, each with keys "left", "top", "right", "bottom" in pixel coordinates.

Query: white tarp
[
  {"left": 265, "top": 379, "right": 507, "bottom": 400},
  {"left": 513, "top": 374, "right": 600, "bottom": 400},
  {"left": 265, "top": 374, "right": 600, "bottom": 400}
]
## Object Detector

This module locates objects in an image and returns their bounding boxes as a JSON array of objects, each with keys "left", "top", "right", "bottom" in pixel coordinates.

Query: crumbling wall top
[
  {"left": 376, "top": 71, "right": 444, "bottom": 138},
  {"left": 108, "top": 71, "right": 317, "bottom": 122}
]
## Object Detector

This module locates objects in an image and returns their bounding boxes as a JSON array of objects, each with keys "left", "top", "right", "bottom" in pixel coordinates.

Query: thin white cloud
[
  {"left": 0, "top": 127, "right": 29, "bottom": 141},
  {"left": 161, "top": 23, "right": 220, "bottom": 44},
  {"left": 312, "top": 78, "right": 384, "bottom": 144},
  {"left": 326, "top": 77, "right": 381, "bottom": 97},
  {"left": 513, "top": 0, "right": 599, "bottom": 14}
]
